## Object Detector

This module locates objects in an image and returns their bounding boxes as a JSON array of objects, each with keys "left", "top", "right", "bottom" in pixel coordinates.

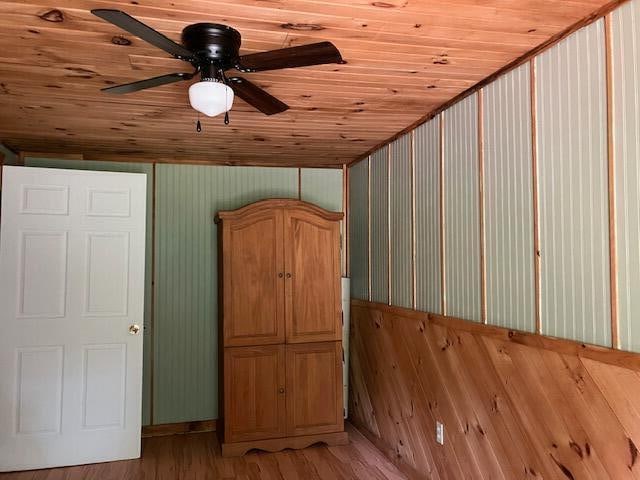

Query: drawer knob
[{"left": 278, "top": 387, "right": 285, "bottom": 394}]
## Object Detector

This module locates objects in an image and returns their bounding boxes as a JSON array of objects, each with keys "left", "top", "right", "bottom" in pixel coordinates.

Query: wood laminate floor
[{"left": 0, "top": 424, "right": 407, "bottom": 480}]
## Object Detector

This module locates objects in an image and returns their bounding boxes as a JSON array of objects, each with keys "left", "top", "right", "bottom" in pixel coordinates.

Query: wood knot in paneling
[
  {"left": 38, "top": 9, "right": 64, "bottom": 22},
  {"left": 65, "top": 67, "right": 96, "bottom": 79},
  {"left": 280, "top": 23, "right": 324, "bottom": 31},
  {"left": 440, "top": 337, "right": 453, "bottom": 351},
  {"left": 569, "top": 441, "right": 583, "bottom": 458},
  {"left": 491, "top": 395, "right": 500, "bottom": 413},
  {"left": 629, "top": 437, "right": 638, "bottom": 469},
  {"left": 550, "top": 454, "right": 575, "bottom": 480},
  {"left": 111, "top": 36, "right": 132, "bottom": 46}
]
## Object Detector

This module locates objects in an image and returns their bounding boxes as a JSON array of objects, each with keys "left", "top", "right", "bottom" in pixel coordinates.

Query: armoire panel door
[
  {"left": 223, "top": 209, "right": 285, "bottom": 346},
  {"left": 224, "top": 345, "right": 286, "bottom": 443},
  {"left": 285, "top": 342, "right": 343, "bottom": 437},
  {"left": 284, "top": 209, "right": 342, "bottom": 343}
]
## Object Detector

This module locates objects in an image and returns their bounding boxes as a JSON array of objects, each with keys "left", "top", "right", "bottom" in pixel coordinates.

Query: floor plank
[{"left": 0, "top": 424, "right": 407, "bottom": 480}]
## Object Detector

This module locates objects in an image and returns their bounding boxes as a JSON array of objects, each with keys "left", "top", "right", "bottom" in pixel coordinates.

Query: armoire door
[
  {"left": 222, "top": 209, "right": 285, "bottom": 346},
  {"left": 224, "top": 345, "right": 286, "bottom": 443},
  {"left": 284, "top": 208, "right": 342, "bottom": 343},
  {"left": 285, "top": 342, "right": 343, "bottom": 437}
]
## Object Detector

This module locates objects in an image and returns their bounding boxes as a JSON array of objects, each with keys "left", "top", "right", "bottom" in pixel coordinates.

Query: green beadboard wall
[
  {"left": 300, "top": 168, "right": 343, "bottom": 212},
  {"left": 300, "top": 168, "right": 344, "bottom": 273},
  {"left": 21, "top": 159, "right": 343, "bottom": 425},
  {"left": 153, "top": 164, "right": 301, "bottom": 423},
  {"left": 0, "top": 144, "right": 18, "bottom": 165}
]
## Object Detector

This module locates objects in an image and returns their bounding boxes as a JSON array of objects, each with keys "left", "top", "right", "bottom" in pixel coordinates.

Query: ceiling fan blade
[
  {"left": 102, "top": 72, "right": 194, "bottom": 94},
  {"left": 228, "top": 77, "right": 289, "bottom": 115},
  {"left": 92, "top": 9, "right": 194, "bottom": 60},
  {"left": 237, "top": 42, "right": 343, "bottom": 72}
]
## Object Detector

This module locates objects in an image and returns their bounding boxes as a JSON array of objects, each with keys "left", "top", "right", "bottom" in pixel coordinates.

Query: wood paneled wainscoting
[{"left": 349, "top": 299, "right": 640, "bottom": 480}]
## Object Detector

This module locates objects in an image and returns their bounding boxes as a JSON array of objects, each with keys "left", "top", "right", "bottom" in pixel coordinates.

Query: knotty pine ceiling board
[{"left": 0, "top": 0, "right": 617, "bottom": 166}]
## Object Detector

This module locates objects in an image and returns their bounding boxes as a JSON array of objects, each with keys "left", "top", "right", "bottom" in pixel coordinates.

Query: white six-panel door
[{"left": 0, "top": 166, "right": 147, "bottom": 471}]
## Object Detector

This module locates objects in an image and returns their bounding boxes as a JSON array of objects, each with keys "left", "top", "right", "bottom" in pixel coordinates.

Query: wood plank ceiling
[{"left": 0, "top": 0, "right": 617, "bottom": 167}]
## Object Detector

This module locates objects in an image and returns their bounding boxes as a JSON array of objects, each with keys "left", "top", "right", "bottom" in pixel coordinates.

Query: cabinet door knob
[
  {"left": 286, "top": 273, "right": 292, "bottom": 279},
  {"left": 278, "top": 272, "right": 284, "bottom": 278},
  {"left": 278, "top": 387, "right": 285, "bottom": 394}
]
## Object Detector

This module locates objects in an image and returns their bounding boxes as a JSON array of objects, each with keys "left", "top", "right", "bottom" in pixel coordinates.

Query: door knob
[
  {"left": 129, "top": 324, "right": 141, "bottom": 335},
  {"left": 278, "top": 387, "right": 285, "bottom": 394}
]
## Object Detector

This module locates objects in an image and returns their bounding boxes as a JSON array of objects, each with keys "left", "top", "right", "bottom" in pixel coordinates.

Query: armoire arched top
[{"left": 214, "top": 198, "right": 343, "bottom": 224}]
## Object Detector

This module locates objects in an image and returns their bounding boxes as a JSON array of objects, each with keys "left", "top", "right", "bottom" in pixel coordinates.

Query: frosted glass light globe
[{"left": 188, "top": 81, "right": 234, "bottom": 117}]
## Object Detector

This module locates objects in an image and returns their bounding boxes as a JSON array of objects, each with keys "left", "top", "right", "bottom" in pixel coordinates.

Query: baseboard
[{"left": 142, "top": 419, "right": 217, "bottom": 438}]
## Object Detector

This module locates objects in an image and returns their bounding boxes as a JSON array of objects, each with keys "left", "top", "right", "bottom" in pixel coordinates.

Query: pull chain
[
  {"left": 196, "top": 112, "right": 202, "bottom": 133},
  {"left": 224, "top": 82, "right": 230, "bottom": 125}
]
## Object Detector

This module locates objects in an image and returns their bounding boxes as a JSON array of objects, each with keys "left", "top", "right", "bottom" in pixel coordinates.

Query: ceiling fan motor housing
[
  {"left": 92, "top": 9, "right": 343, "bottom": 116},
  {"left": 181, "top": 23, "right": 241, "bottom": 73}
]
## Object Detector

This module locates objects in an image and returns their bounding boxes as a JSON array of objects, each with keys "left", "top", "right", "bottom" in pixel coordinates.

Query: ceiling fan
[{"left": 91, "top": 9, "right": 344, "bottom": 122}]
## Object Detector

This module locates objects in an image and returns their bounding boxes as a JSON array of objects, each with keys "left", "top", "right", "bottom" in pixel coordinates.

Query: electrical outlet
[{"left": 436, "top": 421, "right": 444, "bottom": 445}]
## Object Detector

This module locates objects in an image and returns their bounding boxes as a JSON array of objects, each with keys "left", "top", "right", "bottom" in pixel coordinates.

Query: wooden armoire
[{"left": 215, "top": 199, "right": 347, "bottom": 456}]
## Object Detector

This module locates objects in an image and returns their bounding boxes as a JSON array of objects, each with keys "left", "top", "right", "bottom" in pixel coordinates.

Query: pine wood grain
[
  {"left": 221, "top": 208, "right": 285, "bottom": 347},
  {"left": 0, "top": 0, "right": 620, "bottom": 166},
  {"left": 284, "top": 208, "right": 342, "bottom": 343},
  {"left": 285, "top": 342, "right": 344, "bottom": 437},
  {"left": 217, "top": 199, "right": 346, "bottom": 456},
  {"left": 224, "top": 345, "right": 287, "bottom": 443},
  {"left": 0, "top": 423, "right": 405, "bottom": 480},
  {"left": 350, "top": 300, "right": 640, "bottom": 480},
  {"left": 352, "top": 299, "right": 640, "bottom": 371},
  {"left": 221, "top": 431, "right": 349, "bottom": 458}
]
